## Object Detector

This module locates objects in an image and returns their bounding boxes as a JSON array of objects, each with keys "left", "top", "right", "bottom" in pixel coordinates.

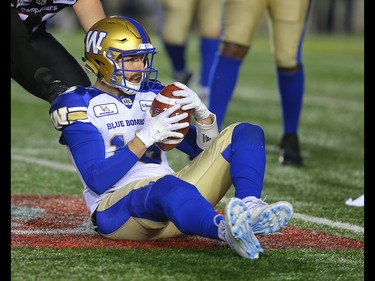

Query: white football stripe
[
  {"left": 156, "top": 94, "right": 179, "bottom": 106},
  {"left": 161, "top": 138, "right": 183, "bottom": 144}
]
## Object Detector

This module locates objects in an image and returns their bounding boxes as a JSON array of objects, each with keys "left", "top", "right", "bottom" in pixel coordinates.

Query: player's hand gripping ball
[{"left": 151, "top": 84, "right": 192, "bottom": 151}]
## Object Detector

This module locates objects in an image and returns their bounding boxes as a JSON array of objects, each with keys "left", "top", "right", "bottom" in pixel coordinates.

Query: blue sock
[
  {"left": 221, "top": 123, "right": 266, "bottom": 199},
  {"left": 276, "top": 66, "right": 304, "bottom": 134},
  {"left": 199, "top": 37, "right": 220, "bottom": 88},
  {"left": 208, "top": 55, "right": 243, "bottom": 129},
  {"left": 164, "top": 43, "right": 186, "bottom": 72}
]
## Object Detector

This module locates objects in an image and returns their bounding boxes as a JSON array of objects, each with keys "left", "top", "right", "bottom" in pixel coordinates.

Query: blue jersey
[{"left": 49, "top": 85, "right": 201, "bottom": 214}]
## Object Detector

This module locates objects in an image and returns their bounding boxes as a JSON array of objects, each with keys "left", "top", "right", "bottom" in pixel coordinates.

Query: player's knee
[
  {"left": 232, "top": 123, "right": 265, "bottom": 147},
  {"left": 152, "top": 175, "right": 197, "bottom": 199},
  {"left": 157, "top": 175, "right": 189, "bottom": 187},
  {"left": 275, "top": 54, "right": 301, "bottom": 72},
  {"left": 277, "top": 64, "right": 302, "bottom": 74},
  {"left": 221, "top": 42, "right": 249, "bottom": 59}
]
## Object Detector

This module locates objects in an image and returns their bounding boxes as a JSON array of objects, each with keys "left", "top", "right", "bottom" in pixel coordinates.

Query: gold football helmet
[{"left": 83, "top": 16, "right": 158, "bottom": 94}]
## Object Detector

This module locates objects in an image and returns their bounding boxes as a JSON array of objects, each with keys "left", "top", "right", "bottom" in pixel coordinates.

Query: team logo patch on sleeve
[{"left": 93, "top": 103, "right": 119, "bottom": 117}]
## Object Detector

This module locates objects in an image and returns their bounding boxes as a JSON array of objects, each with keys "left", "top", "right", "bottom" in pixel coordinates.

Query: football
[{"left": 150, "top": 84, "right": 191, "bottom": 151}]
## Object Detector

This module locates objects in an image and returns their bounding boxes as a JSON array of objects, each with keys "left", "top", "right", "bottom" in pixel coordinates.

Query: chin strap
[{"left": 117, "top": 80, "right": 141, "bottom": 95}]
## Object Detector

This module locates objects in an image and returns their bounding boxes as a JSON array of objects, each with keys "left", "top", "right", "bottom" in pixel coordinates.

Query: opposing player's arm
[{"left": 73, "top": 0, "right": 106, "bottom": 33}]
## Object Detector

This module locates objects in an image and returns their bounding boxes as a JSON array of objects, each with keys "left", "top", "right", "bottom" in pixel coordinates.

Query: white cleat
[
  {"left": 218, "top": 197, "right": 264, "bottom": 259},
  {"left": 246, "top": 198, "right": 293, "bottom": 235}
]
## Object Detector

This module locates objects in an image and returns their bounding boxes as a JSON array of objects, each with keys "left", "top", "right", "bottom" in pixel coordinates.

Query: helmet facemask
[{"left": 104, "top": 44, "right": 158, "bottom": 95}]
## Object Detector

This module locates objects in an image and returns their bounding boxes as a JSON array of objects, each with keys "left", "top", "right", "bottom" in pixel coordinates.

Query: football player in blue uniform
[
  {"left": 49, "top": 16, "right": 293, "bottom": 260},
  {"left": 207, "top": 0, "right": 312, "bottom": 167}
]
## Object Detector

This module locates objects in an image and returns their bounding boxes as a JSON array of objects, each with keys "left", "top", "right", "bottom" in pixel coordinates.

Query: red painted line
[{"left": 11, "top": 195, "right": 364, "bottom": 250}]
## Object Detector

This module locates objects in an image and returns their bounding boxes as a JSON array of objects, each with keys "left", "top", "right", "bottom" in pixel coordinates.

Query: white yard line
[
  {"left": 11, "top": 153, "right": 364, "bottom": 234},
  {"left": 292, "top": 213, "right": 364, "bottom": 234},
  {"left": 12, "top": 154, "right": 76, "bottom": 172}
]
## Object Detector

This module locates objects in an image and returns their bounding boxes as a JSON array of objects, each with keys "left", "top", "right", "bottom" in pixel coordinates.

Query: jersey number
[{"left": 110, "top": 135, "right": 162, "bottom": 164}]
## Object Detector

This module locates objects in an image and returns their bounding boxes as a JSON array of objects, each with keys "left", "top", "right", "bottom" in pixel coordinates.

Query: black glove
[{"left": 34, "top": 67, "right": 69, "bottom": 104}]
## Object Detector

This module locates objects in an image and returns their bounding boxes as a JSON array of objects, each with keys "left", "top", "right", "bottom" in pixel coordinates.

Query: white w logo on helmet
[{"left": 85, "top": 30, "right": 107, "bottom": 55}]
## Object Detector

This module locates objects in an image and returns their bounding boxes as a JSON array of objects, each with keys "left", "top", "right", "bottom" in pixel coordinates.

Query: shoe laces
[
  {"left": 214, "top": 214, "right": 226, "bottom": 241},
  {"left": 215, "top": 217, "right": 235, "bottom": 249},
  {"left": 246, "top": 195, "right": 268, "bottom": 210}
]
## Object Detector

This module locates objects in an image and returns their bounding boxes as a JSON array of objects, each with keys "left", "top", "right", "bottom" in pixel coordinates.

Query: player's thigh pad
[
  {"left": 223, "top": 0, "right": 268, "bottom": 46},
  {"left": 197, "top": 0, "right": 224, "bottom": 38},
  {"left": 161, "top": 0, "right": 197, "bottom": 44},
  {"left": 174, "top": 123, "right": 239, "bottom": 206},
  {"left": 268, "top": 0, "right": 311, "bottom": 67}
]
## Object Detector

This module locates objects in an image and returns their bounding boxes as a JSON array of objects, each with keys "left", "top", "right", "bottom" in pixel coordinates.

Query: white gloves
[
  {"left": 136, "top": 104, "right": 189, "bottom": 148},
  {"left": 172, "top": 82, "right": 211, "bottom": 121}
]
